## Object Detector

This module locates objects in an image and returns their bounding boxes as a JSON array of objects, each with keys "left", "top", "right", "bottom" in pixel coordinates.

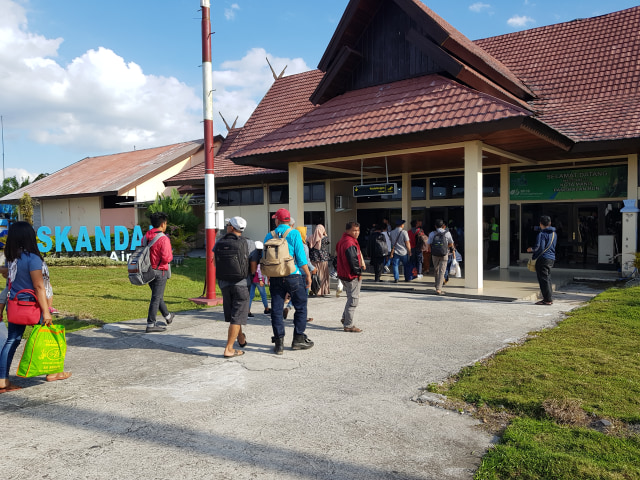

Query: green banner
[{"left": 510, "top": 166, "right": 627, "bottom": 201}]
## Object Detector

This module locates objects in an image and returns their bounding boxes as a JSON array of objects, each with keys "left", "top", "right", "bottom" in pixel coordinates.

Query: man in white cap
[{"left": 213, "top": 216, "right": 260, "bottom": 358}]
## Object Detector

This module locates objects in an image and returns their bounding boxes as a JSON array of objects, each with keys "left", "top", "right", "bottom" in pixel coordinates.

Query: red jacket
[
  {"left": 144, "top": 228, "right": 173, "bottom": 271},
  {"left": 336, "top": 232, "right": 362, "bottom": 281}
]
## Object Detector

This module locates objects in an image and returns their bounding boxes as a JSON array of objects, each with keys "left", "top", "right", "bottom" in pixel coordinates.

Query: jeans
[
  {"left": 535, "top": 257, "right": 554, "bottom": 302},
  {"left": 414, "top": 251, "right": 423, "bottom": 275},
  {"left": 147, "top": 269, "right": 169, "bottom": 325},
  {"left": 0, "top": 322, "right": 27, "bottom": 379},
  {"left": 249, "top": 282, "right": 269, "bottom": 310},
  {"left": 391, "top": 253, "right": 412, "bottom": 281},
  {"left": 269, "top": 275, "right": 308, "bottom": 338},
  {"left": 342, "top": 278, "right": 362, "bottom": 327}
]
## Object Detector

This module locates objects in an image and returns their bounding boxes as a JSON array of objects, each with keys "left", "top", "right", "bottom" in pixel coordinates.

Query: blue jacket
[{"left": 532, "top": 227, "right": 557, "bottom": 261}]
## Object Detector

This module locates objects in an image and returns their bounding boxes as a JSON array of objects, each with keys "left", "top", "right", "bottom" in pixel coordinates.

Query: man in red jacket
[
  {"left": 144, "top": 212, "right": 175, "bottom": 333},
  {"left": 336, "top": 221, "right": 366, "bottom": 333}
]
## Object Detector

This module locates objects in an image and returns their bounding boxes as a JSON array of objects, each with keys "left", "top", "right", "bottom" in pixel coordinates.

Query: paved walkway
[{"left": 0, "top": 278, "right": 610, "bottom": 479}]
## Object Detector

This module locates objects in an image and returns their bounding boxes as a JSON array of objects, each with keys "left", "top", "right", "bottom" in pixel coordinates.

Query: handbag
[
  {"left": 17, "top": 324, "right": 67, "bottom": 377},
  {"left": 310, "top": 272, "right": 321, "bottom": 295},
  {"left": 528, "top": 232, "right": 555, "bottom": 273},
  {"left": 7, "top": 288, "right": 42, "bottom": 325}
]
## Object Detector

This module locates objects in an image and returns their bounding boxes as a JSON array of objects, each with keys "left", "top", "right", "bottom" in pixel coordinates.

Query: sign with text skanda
[{"left": 37, "top": 225, "right": 145, "bottom": 260}]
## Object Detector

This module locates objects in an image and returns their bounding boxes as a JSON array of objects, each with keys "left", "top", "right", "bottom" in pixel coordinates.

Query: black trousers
[
  {"left": 370, "top": 257, "right": 384, "bottom": 281},
  {"left": 535, "top": 257, "right": 554, "bottom": 302}
]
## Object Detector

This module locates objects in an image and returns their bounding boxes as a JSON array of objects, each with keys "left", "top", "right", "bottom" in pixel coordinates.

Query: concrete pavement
[{"left": 0, "top": 280, "right": 608, "bottom": 479}]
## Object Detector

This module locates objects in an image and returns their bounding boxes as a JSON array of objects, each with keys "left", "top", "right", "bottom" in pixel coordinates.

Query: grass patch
[
  {"left": 429, "top": 285, "right": 640, "bottom": 479},
  {"left": 48, "top": 258, "right": 212, "bottom": 331},
  {"left": 476, "top": 418, "right": 640, "bottom": 480}
]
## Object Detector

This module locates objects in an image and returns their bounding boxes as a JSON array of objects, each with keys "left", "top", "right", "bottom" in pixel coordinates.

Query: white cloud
[
  {"left": 507, "top": 15, "right": 535, "bottom": 28},
  {"left": 225, "top": 3, "right": 240, "bottom": 21},
  {"left": 0, "top": 0, "right": 202, "bottom": 153},
  {"left": 469, "top": 3, "right": 491, "bottom": 13},
  {"left": 0, "top": 0, "right": 310, "bottom": 160},
  {"left": 1, "top": 168, "right": 39, "bottom": 184},
  {"left": 212, "top": 48, "right": 310, "bottom": 134}
]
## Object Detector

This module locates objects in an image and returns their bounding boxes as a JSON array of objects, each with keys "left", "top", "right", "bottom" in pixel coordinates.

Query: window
[
  {"left": 269, "top": 185, "right": 288, "bottom": 204},
  {"left": 411, "top": 179, "right": 426, "bottom": 200},
  {"left": 429, "top": 174, "right": 500, "bottom": 199},
  {"left": 304, "top": 183, "right": 326, "bottom": 203},
  {"left": 103, "top": 195, "right": 134, "bottom": 209},
  {"left": 430, "top": 176, "right": 464, "bottom": 199},
  {"left": 217, "top": 187, "right": 263, "bottom": 206}
]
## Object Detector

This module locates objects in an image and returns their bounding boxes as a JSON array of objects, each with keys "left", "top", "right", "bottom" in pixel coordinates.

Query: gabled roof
[
  {"left": 476, "top": 6, "right": 640, "bottom": 144},
  {"left": 1, "top": 140, "right": 204, "bottom": 202},
  {"left": 165, "top": 70, "right": 323, "bottom": 186},
  {"left": 231, "top": 74, "right": 531, "bottom": 165},
  {"left": 313, "top": 0, "right": 534, "bottom": 105}
]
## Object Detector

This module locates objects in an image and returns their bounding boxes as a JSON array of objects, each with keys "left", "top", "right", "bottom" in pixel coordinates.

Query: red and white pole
[{"left": 200, "top": 0, "right": 219, "bottom": 303}]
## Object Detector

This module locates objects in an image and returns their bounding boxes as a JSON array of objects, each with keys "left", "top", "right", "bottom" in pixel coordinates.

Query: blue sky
[{"left": 0, "top": 0, "right": 638, "bottom": 182}]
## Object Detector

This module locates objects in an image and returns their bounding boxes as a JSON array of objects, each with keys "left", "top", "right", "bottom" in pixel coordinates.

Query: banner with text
[{"left": 510, "top": 166, "right": 627, "bottom": 201}]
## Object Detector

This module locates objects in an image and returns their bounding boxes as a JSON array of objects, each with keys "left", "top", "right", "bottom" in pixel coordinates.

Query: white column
[
  {"left": 622, "top": 154, "right": 639, "bottom": 274},
  {"left": 499, "top": 164, "right": 510, "bottom": 269},
  {"left": 288, "top": 162, "right": 304, "bottom": 225},
  {"left": 464, "top": 141, "right": 483, "bottom": 289},
  {"left": 401, "top": 172, "right": 411, "bottom": 222}
]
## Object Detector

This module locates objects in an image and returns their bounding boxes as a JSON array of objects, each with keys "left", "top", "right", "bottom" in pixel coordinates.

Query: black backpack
[
  {"left": 431, "top": 230, "right": 449, "bottom": 257},
  {"left": 128, "top": 233, "right": 165, "bottom": 286},
  {"left": 373, "top": 232, "right": 388, "bottom": 257},
  {"left": 214, "top": 233, "right": 249, "bottom": 282}
]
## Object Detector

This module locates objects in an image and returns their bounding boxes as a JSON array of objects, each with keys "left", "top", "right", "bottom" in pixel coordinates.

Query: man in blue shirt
[{"left": 264, "top": 208, "right": 313, "bottom": 354}]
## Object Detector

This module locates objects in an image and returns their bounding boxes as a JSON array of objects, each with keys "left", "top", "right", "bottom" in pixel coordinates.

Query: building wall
[
  {"left": 122, "top": 151, "right": 204, "bottom": 202},
  {"left": 100, "top": 207, "right": 136, "bottom": 230},
  {"left": 41, "top": 197, "right": 101, "bottom": 236}
]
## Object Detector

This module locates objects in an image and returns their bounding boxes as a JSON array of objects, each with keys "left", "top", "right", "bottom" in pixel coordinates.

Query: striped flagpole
[{"left": 201, "top": 0, "right": 218, "bottom": 302}]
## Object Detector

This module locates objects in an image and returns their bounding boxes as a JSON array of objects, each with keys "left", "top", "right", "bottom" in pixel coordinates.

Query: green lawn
[
  {"left": 48, "top": 258, "right": 215, "bottom": 329},
  {"left": 431, "top": 286, "right": 640, "bottom": 479}
]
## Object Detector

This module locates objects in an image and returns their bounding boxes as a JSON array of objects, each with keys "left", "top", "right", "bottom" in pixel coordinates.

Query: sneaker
[
  {"left": 383, "top": 266, "right": 390, "bottom": 273},
  {"left": 146, "top": 324, "right": 166, "bottom": 333},
  {"left": 248, "top": 312, "right": 254, "bottom": 318},
  {"left": 416, "top": 274, "right": 423, "bottom": 279},
  {"left": 49, "top": 307, "right": 60, "bottom": 315},
  {"left": 393, "top": 279, "right": 399, "bottom": 283},
  {"left": 165, "top": 313, "right": 175, "bottom": 325},
  {"left": 264, "top": 307, "right": 271, "bottom": 314}
]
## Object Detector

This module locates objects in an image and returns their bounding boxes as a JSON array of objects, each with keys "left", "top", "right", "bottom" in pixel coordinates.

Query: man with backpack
[
  {"left": 213, "top": 216, "right": 259, "bottom": 358},
  {"left": 262, "top": 208, "right": 313, "bottom": 354},
  {"left": 367, "top": 223, "right": 387, "bottom": 282},
  {"left": 144, "top": 212, "right": 175, "bottom": 333},
  {"left": 389, "top": 219, "right": 412, "bottom": 283},
  {"left": 427, "top": 219, "right": 455, "bottom": 295}
]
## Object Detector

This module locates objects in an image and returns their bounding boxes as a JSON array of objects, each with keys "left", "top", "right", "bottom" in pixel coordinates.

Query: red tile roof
[
  {"left": 475, "top": 6, "right": 640, "bottom": 142},
  {"left": 166, "top": 70, "right": 323, "bottom": 184},
  {"left": 231, "top": 74, "right": 531, "bottom": 158},
  {"left": 1, "top": 141, "right": 204, "bottom": 201}
]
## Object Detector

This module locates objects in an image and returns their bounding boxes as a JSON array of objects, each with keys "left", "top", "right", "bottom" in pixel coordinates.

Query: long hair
[{"left": 5, "top": 221, "right": 43, "bottom": 262}]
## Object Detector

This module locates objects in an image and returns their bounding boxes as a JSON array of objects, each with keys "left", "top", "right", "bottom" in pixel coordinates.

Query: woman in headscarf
[{"left": 308, "top": 224, "right": 331, "bottom": 296}]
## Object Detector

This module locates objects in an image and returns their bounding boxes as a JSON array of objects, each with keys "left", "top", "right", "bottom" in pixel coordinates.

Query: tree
[
  {"left": 19, "top": 192, "right": 34, "bottom": 225},
  {"left": 147, "top": 188, "right": 200, "bottom": 234},
  {"left": 0, "top": 175, "right": 30, "bottom": 197}
]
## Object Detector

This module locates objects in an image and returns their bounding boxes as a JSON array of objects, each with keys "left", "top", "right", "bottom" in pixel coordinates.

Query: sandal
[
  {"left": 535, "top": 300, "right": 553, "bottom": 305},
  {"left": 46, "top": 372, "right": 72, "bottom": 382},
  {"left": 0, "top": 383, "right": 22, "bottom": 394},
  {"left": 237, "top": 333, "right": 247, "bottom": 348},
  {"left": 224, "top": 350, "right": 245, "bottom": 358},
  {"left": 344, "top": 326, "right": 362, "bottom": 333}
]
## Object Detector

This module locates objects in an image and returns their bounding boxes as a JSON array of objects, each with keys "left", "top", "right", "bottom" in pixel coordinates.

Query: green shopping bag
[{"left": 17, "top": 324, "right": 67, "bottom": 378}]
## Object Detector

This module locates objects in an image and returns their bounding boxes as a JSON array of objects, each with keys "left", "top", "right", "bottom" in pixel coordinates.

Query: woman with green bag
[{"left": 0, "top": 222, "right": 71, "bottom": 394}]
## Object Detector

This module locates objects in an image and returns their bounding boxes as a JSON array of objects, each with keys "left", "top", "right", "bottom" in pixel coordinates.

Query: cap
[
  {"left": 271, "top": 208, "right": 291, "bottom": 222},
  {"left": 396, "top": 219, "right": 406, "bottom": 226},
  {"left": 254, "top": 240, "right": 264, "bottom": 250},
  {"left": 229, "top": 216, "right": 247, "bottom": 232}
]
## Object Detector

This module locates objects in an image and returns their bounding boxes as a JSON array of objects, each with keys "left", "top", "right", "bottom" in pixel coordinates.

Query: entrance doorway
[{"left": 519, "top": 202, "right": 623, "bottom": 268}]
